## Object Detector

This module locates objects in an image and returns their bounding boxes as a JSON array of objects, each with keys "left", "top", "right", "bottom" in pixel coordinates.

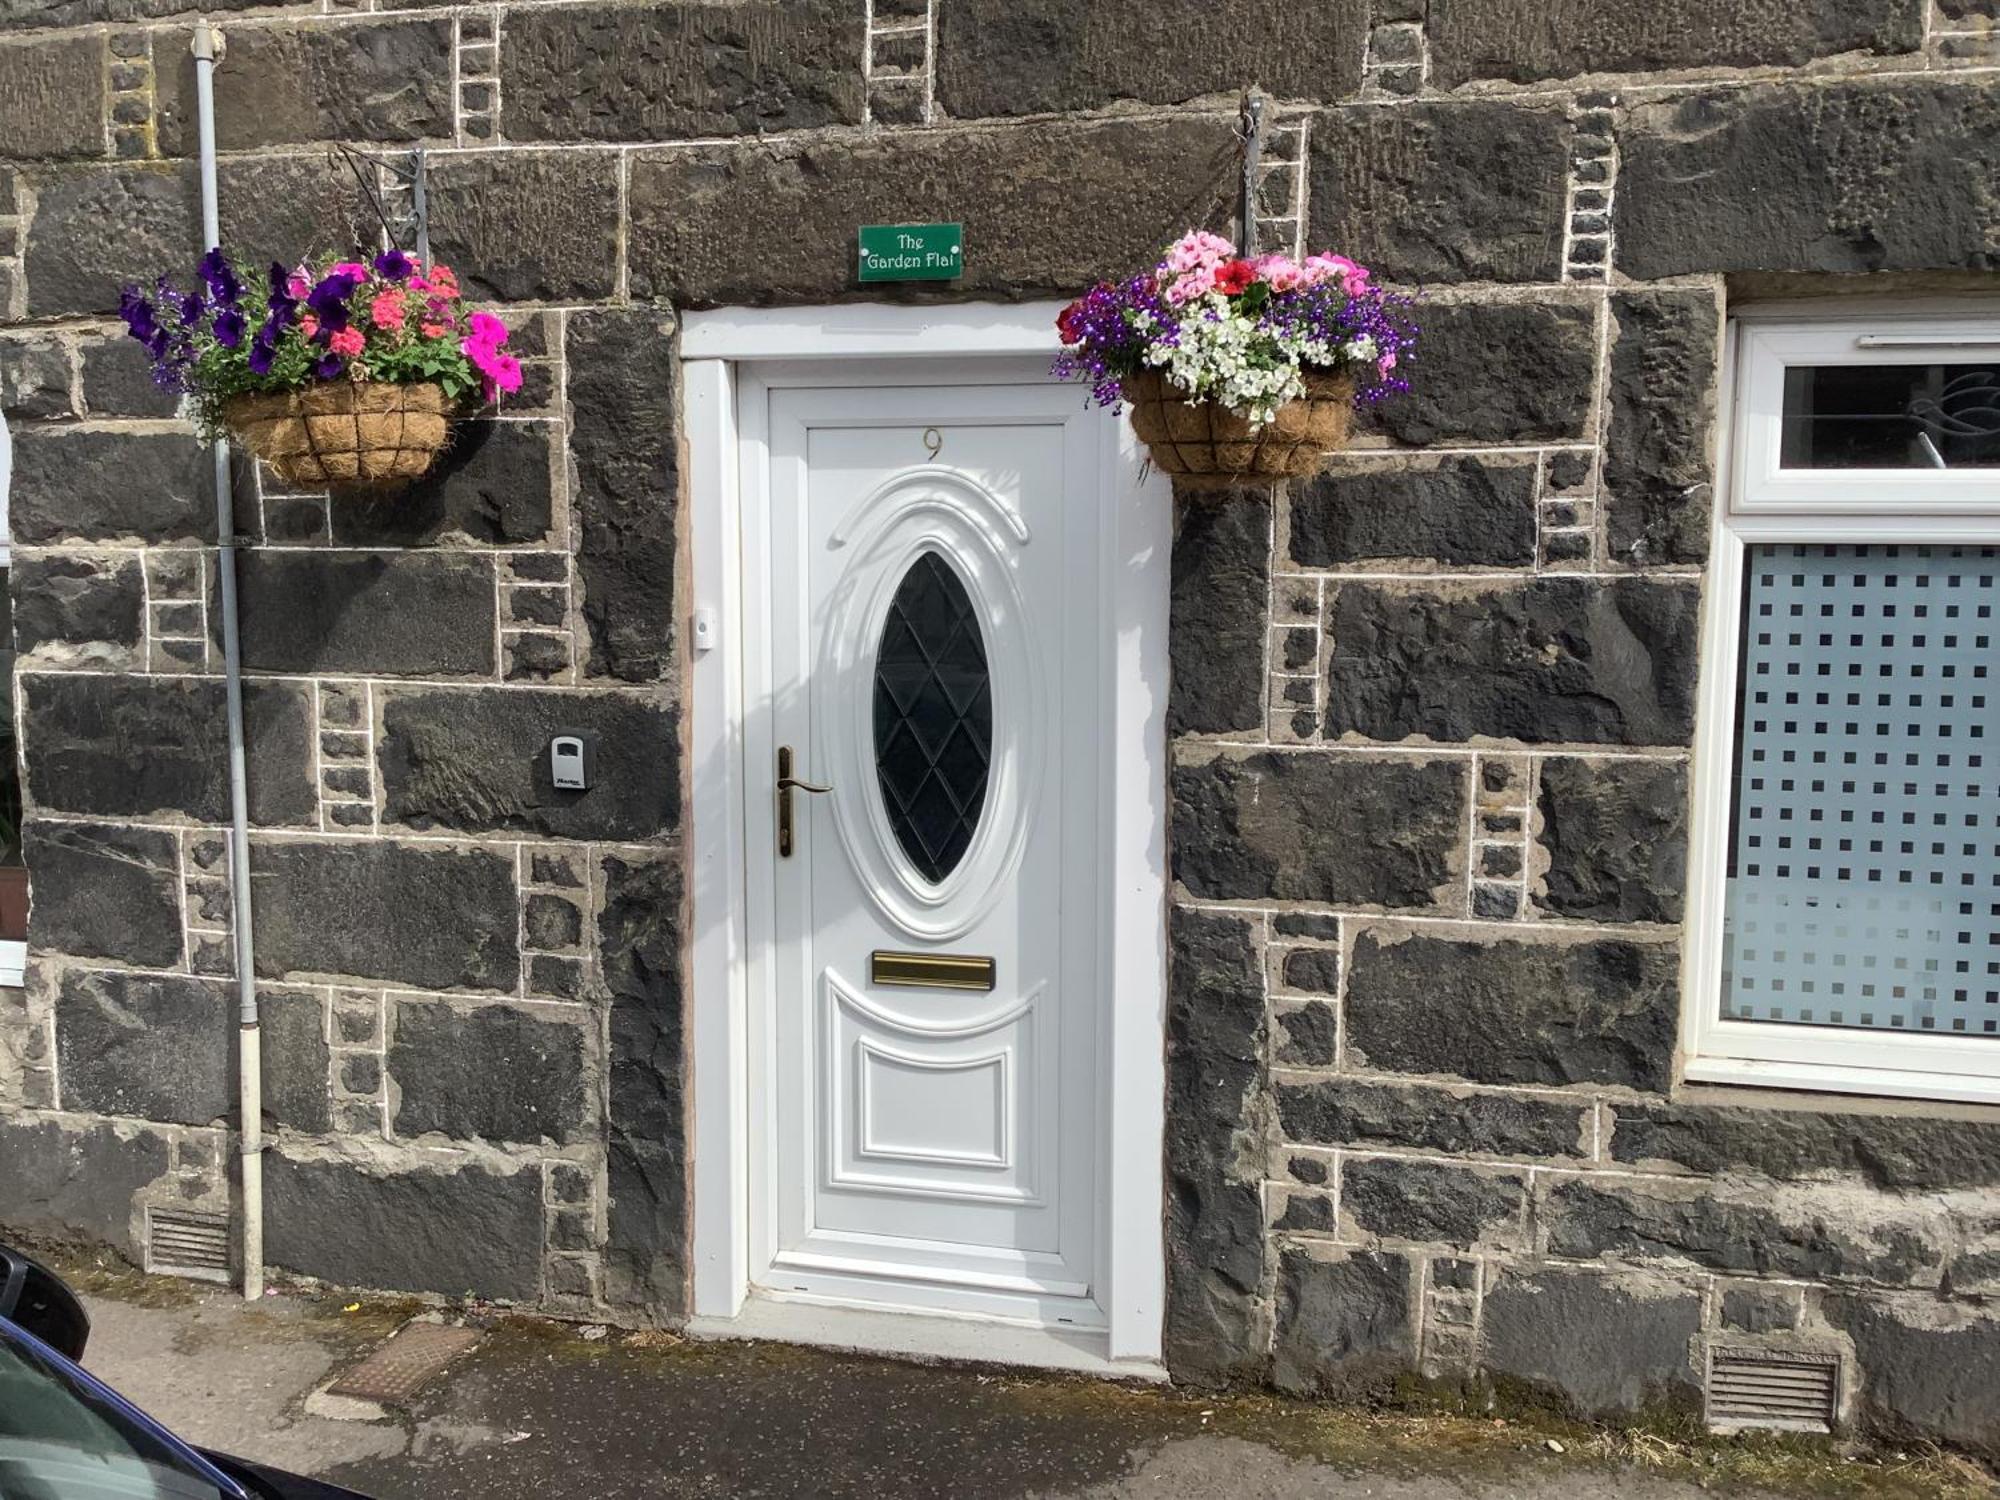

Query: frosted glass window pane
[{"left": 1722, "top": 544, "right": 2000, "bottom": 1039}]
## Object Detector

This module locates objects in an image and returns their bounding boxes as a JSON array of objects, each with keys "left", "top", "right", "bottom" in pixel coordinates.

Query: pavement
[{"left": 49, "top": 1257, "right": 1990, "bottom": 1500}]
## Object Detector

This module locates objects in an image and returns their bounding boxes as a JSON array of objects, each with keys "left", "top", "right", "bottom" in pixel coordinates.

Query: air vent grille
[
  {"left": 146, "top": 1208, "right": 230, "bottom": 1282},
  {"left": 1706, "top": 1347, "right": 1839, "bottom": 1432}
]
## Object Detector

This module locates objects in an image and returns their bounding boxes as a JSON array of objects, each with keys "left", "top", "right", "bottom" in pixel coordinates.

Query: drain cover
[{"left": 327, "top": 1322, "right": 482, "bottom": 1404}]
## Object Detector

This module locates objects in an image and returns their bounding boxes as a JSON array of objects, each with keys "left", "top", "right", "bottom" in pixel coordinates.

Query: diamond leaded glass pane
[
  {"left": 1722, "top": 544, "right": 2000, "bottom": 1038},
  {"left": 873, "top": 552, "right": 992, "bottom": 884}
]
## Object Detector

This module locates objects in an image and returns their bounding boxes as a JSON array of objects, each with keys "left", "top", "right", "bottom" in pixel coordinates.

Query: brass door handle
[{"left": 777, "top": 745, "right": 831, "bottom": 857}]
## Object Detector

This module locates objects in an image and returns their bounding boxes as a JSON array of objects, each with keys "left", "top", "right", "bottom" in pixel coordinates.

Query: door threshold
[{"left": 687, "top": 1293, "right": 1168, "bottom": 1382}]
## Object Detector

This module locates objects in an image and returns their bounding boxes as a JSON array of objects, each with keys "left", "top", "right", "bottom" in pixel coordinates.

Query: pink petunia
[
  {"left": 466, "top": 311, "right": 508, "bottom": 348},
  {"left": 1253, "top": 253, "right": 1304, "bottom": 292},
  {"left": 328, "top": 261, "right": 370, "bottom": 281},
  {"left": 1163, "top": 264, "right": 1219, "bottom": 306},
  {"left": 327, "top": 327, "right": 366, "bottom": 357},
  {"left": 1158, "top": 229, "right": 1234, "bottom": 276}
]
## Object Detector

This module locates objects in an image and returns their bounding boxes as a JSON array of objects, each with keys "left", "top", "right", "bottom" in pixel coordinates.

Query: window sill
[
  {"left": 1684, "top": 1054, "right": 2000, "bottom": 1109},
  {"left": 0, "top": 940, "right": 25, "bottom": 989}
]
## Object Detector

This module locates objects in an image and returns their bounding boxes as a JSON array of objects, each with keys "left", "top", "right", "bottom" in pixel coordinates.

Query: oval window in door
[{"left": 873, "top": 550, "right": 993, "bottom": 884}]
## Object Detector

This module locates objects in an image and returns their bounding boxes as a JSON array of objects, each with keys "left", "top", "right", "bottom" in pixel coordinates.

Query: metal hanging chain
[
  {"left": 1236, "top": 91, "right": 1264, "bottom": 258},
  {"left": 324, "top": 141, "right": 432, "bottom": 268}
]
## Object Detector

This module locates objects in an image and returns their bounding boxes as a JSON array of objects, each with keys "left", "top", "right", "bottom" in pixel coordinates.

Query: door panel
[{"left": 754, "top": 382, "right": 1104, "bottom": 1321}]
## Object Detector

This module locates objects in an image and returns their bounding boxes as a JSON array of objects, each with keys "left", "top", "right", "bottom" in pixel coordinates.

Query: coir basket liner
[
  {"left": 224, "top": 380, "right": 452, "bottom": 487},
  {"left": 1123, "top": 368, "right": 1353, "bottom": 488}
]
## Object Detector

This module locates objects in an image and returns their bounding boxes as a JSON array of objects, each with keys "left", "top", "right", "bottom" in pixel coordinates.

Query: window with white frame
[{"left": 1686, "top": 313, "right": 2000, "bottom": 1104}]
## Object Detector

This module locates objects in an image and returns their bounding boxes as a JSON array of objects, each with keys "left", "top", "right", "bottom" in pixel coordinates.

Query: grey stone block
[
  {"left": 154, "top": 18, "right": 451, "bottom": 153},
  {"left": 1720, "top": 1284, "right": 1800, "bottom": 1333},
  {"left": 379, "top": 687, "right": 677, "bottom": 841},
  {"left": 0, "top": 338, "right": 72, "bottom": 419},
  {"left": 1311, "top": 101, "right": 1570, "bottom": 284},
  {"left": 1169, "top": 490, "right": 1270, "bottom": 738},
  {"left": 24, "top": 163, "right": 195, "bottom": 318},
  {"left": 1164, "top": 906, "right": 1267, "bottom": 1387},
  {"left": 330, "top": 421, "right": 556, "bottom": 548},
  {"left": 1535, "top": 757, "right": 1689, "bottom": 924},
  {"left": 567, "top": 310, "right": 680, "bottom": 684},
  {"left": 10, "top": 552, "right": 145, "bottom": 656},
  {"left": 23, "top": 821, "right": 181, "bottom": 967},
  {"left": 938, "top": 0, "right": 1365, "bottom": 118},
  {"left": 57, "top": 970, "right": 233, "bottom": 1126},
  {"left": 1171, "top": 750, "right": 1463, "bottom": 906},
  {"left": 263, "top": 1151, "right": 543, "bottom": 1301},
  {"left": 234, "top": 552, "right": 497, "bottom": 678},
  {"left": 1290, "top": 456, "right": 1538, "bottom": 569},
  {"left": 503, "top": 0, "right": 864, "bottom": 142},
  {"left": 1324, "top": 578, "right": 1700, "bottom": 747},
  {"left": 261, "top": 988, "right": 331, "bottom": 1135},
  {"left": 1482, "top": 1266, "right": 1702, "bottom": 1416},
  {"left": 76, "top": 334, "right": 180, "bottom": 419},
  {"left": 1428, "top": 0, "right": 1923, "bottom": 87},
  {"left": 1277, "top": 1078, "right": 1590, "bottom": 1159},
  {"left": 427, "top": 151, "right": 621, "bottom": 303},
  {"left": 1618, "top": 79, "right": 2000, "bottom": 279},
  {"left": 1605, "top": 1099, "right": 2000, "bottom": 1190},
  {"left": 1279, "top": 948, "right": 1340, "bottom": 996},
  {"left": 1344, "top": 928, "right": 1679, "bottom": 1091},
  {"left": 1604, "top": 290, "right": 1720, "bottom": 568},
  {"left": 1360, "top": 300, "right": 1597, "bottom": 447},
  {"left": 216, "top": 153, "right": 378, "bottom": 277},
  {"left": 628, "top": 116, "right": 1235, "bottom": 306},
  {"left": 0, "top": 32, "right": 104, "bottom": 158},
  {"left": 600, "top": 852, "right": 687, "bottom": 1312},
  {"left": 1824, "top": 1292, "right": 2000, "bottom": 1459},
  {"left": 389, "top": 999, "right": 588, "bottom": 1146},
  {"left": 1341, "top": 1157, "right": 1527, "bottom": 1250},
  {"left": 1274, "top": 1001, "right": 1338, "bottom": 1066},
  {"left": 1271, "top": 1248, "right": 1415, "bottom": 1398},
  {"left": 250, "top": 839, "right": 519, "bottom": 992},
  {"left": 23, "top": 674, "right": 317, "bottom": 827},
  {"left": 1541, "top": 1176, "right": 1946, "bottom": 1286},
  {"left": 0, "top": 1115, "right": 170, "bottom": 1260},
  {"left": 10, "top": 430, "right": 211, "bottom": 545},
  {"left": 524, "top": 894, "right": 583, "bottom": 951}
]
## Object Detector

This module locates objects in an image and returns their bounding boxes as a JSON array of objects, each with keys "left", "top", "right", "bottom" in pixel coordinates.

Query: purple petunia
[
  {"left": 213, "top": 307, "right": 246, "bottom": 349},
  {"left": 312, "top": 353, "right": 344, "bottom": 380},
  {"left": 247, "top": 336, "right": 277, "bottom": 376},
  {"left": 304, "top": 270, "right": 361, "bottom": 335},
  {"left": 198, "top": 247, "right": 241, "bottom": 305},
  {"left": 373, "top": 248, "right": 414, "bottom": 283}
]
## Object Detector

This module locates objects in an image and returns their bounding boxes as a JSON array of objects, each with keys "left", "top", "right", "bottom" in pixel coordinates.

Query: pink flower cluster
[
  {"left": 460, "top": 309, "right": 522, "bottom": 399},
  {"left": 1153, "top": 230, "right": 1370, "bottom": 306}
]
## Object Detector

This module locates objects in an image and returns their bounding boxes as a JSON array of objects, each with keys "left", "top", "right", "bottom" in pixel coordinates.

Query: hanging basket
[
  {"left": 223, "top": 379, "right": 453, "bottom": 488},
  {"left": 1123, "top": 368, "right": 1353, "bottom": 490}
]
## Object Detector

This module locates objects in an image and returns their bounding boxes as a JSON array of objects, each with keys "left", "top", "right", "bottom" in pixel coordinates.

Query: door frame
[{"left": 681, "top": 302, "right": 1170, "bottom": 1373}]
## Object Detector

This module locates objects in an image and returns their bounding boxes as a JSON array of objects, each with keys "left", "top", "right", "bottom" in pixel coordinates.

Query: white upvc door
[{"left": 742, "top": 375, "right": 1109, "bottom": 1327}]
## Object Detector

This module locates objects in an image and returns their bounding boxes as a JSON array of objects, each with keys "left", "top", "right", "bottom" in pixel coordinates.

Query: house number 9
[{"left": 923, "top": 427, "right": 943, "bottom": 460}]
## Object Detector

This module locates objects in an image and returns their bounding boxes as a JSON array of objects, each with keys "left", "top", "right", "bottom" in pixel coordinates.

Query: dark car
[{"left": 0, "top": 1243, "right": 372, "bottom": 1500}]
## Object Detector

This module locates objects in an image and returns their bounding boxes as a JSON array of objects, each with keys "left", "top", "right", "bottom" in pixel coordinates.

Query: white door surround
[{"left": 681, "top": 303, "right": 1170, "bottom": 1376}]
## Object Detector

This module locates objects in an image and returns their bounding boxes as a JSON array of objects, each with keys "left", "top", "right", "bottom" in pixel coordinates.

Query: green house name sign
[{"left": 858, "top": 223, "right": 964, "bottom": 282}]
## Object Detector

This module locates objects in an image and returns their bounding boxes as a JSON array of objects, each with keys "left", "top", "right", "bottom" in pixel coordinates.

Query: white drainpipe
[{"left": 191, "top": 20, "right": 264, "bottom": 1303}]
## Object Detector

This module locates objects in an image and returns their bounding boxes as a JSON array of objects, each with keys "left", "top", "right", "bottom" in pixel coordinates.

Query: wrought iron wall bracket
[{"left": 326, "top": 141, "right": 432, "bottom": 268}]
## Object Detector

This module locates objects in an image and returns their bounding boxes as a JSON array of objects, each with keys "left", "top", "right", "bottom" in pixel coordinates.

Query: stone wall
[{"left": 1, "top": 0, "right": 1998, "bottom": 1460}]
